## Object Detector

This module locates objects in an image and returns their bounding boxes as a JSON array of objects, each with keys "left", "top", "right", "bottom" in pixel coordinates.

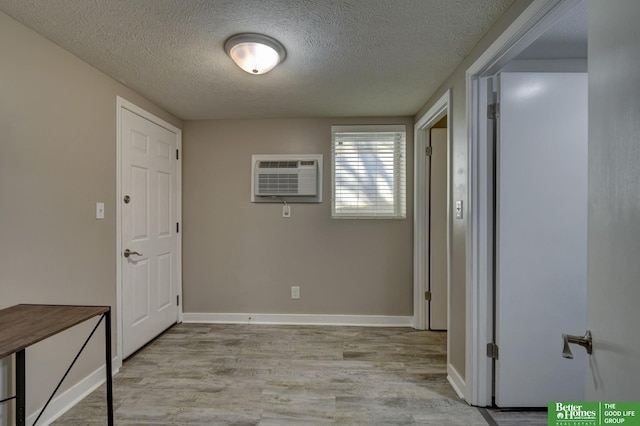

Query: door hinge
[
  {"left": 487, "top": 103, "right": 500, "bottom": 119},
  {"left": 176, "top": 149, "right": 179, "bottom": 160},
  {"left": 425, "top": 146, "right": 433, "bottom": 156},
  {"left": 177, "top": 295, "right": 180, "bottom": 306},
  {"left": 176, "top": 222, "right": 180, "bottom": 233},
  {"left": 425, "top": 291, "right": 432, "bottom": 301},
  {"left": 487, "top": 342, "right": 499, "bottom": 359}
]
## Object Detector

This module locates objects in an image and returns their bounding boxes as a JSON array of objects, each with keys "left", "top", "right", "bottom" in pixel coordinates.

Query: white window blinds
[{"left": 331, "top": 125, "right": 406, "bottom": 219}]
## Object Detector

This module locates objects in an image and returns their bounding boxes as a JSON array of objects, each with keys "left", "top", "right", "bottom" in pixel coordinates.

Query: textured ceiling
[{"left": 0, "top": 0, "right": 516, "bottom": 120}]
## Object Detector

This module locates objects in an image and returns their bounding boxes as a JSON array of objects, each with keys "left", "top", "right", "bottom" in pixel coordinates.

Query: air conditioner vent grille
[
  {"left": 259, "top": 161, "right": 299, "bottom": 168},
  {"left": 257, "top": 174, "right": 299, "bottom": 194}
]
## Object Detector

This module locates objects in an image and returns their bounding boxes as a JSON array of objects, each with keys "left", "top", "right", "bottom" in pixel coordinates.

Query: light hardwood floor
[{"left": 53, "top": 324, "right": 542, "bottom": 425}]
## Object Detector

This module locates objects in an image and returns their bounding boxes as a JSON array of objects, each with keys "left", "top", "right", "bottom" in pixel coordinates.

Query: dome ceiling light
[{"left": 224, "top": 33, "right": 287, "bottom": 75}]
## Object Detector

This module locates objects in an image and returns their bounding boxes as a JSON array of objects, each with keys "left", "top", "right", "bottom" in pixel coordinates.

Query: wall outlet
[
  {"left": 291, "top": 286, "right": 300, "bottom": 299},
  {"left": 283, "top": 204, "right": 291, "bottom": 218}
]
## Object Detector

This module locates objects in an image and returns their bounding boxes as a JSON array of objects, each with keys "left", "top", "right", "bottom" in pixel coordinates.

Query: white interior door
[
  {"left": 429, "top": 127, "right": 447, "bottom": 330},
  {"left": 587, "top": 1, "right": 640, "bottom": 400},
  {"left": 121, "top": 107, "right": 179, "bottom": 359},
  {"left": 494, "top": 72, "right": 588, "bottom": 407}
]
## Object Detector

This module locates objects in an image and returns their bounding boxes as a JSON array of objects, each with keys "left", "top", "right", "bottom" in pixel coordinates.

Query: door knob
[{"left": 124, "top": 249, "right": 142, "bottom": 258}]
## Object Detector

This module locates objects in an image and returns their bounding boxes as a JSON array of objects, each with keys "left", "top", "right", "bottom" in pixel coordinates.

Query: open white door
[
  {"left": 494, "top": 72, "right": 588, "bottom": 407},
  {"left": 586, "top": 1, "right": 640, "bottom": 401},
  {"left": 120, "top": 106, "right": 180, "bottom": 359},
  {"left": 429, "top": 128, "right": 447, "bottom": 330}
]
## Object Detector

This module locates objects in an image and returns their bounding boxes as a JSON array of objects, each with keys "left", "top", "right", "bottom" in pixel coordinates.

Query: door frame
[
  {"left": 413, "top": 89, "right": 451, "bottom": 331},
  {"left": 464, "top": 0, "right": 582, "bottom": 406},
  {"left": 413, "top": 89, "right": 457, "bottom": 391},
  {"left": 115, "top": 96, "right": 183, "bottom": 366}
]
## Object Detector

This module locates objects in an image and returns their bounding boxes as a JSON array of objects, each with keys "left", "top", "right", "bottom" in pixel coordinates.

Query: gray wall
[
  {"left": 183, "top": 117, "right": 414, "bottom": 316},
  {"left": 0, "top": 10, "right": 181, "bottom": 421},
  {"left": 413, "top": 0, "right": 533, "bottom": 380},
  {"left": 587, "top": 0, "right": 640, "bottom": 400}
]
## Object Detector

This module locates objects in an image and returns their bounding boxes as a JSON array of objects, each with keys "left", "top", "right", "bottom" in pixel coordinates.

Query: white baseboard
[
  {"left": 182, "top": 313, "right": 413, "bottom": 327},
  {"left": 447, "top": 363, "right": 466, "bottom": 400},
  {"left": 27, "top": 357, "right": 120, "bottom": 426}
]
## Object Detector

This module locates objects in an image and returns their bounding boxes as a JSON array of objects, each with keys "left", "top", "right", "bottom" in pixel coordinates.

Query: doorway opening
[
  {"left": 414, "top": 89, "right": 459, "bottom": 394},
  {"left": 428, "top": 116, "right": 448, "bottom": 332},
  {"left": 465, "top": 0, "right": 588, "bottom": 407}
]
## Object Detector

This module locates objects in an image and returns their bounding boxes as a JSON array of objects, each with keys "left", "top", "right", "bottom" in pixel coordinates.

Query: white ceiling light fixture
[{"left": 224, "top": 33, "right": 287, "bottom": 75}]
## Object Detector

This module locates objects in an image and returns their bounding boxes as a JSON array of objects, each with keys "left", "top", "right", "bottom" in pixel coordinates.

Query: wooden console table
[{"left": 0, "top": 304, "right": 113, "bottom": 425}]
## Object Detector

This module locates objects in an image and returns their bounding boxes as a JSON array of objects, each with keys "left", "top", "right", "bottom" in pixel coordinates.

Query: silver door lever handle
[
  {"left": 124, "top": 249, "right": 143, "bottom": 258},
  {"left": 562, "top": 330, "right": 592, "bottom": 359}
]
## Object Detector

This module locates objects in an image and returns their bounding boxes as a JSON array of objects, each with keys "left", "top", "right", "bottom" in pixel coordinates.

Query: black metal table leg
[
  {"left": 16, "top": 349, "right": 25, "bottom": 426},
  {"left": 105, "top": 310, "right": 114, "bottom": 426}
]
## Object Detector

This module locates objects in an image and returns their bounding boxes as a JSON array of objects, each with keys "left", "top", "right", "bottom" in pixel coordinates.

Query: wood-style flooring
[{"left": 53, "top": 324, "right": 544, "bottom": 425}]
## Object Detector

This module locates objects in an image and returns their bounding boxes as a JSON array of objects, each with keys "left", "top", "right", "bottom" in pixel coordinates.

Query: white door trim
[
  {"left": 115, "top": 96, "right": 182, "bottom": 366},
  {"left": 413, "top": 89, "right": 451, "bottom": 330},
  {"left": 464, "top": 0, "right": 582, "bottom": 406},
  {"left": 414, "top": 90, "right": 454, "bottom": 393}
]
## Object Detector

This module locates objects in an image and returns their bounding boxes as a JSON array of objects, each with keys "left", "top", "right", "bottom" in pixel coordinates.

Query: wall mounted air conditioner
[{"left": 251, "top": 154, "right": 323, "bottom": 203}]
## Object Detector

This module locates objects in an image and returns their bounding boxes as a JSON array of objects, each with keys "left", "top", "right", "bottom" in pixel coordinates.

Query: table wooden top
[{"left": 0, "top": 304, "right": 110, "bottom": 359}]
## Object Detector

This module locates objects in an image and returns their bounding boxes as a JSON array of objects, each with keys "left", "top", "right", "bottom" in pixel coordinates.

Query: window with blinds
[{"left": 331, "top": 125, "right": 406, "bottom": 219}]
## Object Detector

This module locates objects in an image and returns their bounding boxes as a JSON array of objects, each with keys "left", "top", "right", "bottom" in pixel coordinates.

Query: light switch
[
  {"left": 96, "top": 202, "right": 105, "bottom": 220},
  {"left": 455, "top": 200, "right": 463, "bottom": 219}
]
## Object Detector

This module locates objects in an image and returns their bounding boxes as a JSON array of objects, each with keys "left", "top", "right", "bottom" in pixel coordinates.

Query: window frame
[{"left": 331, "top": 124, "right": 407, "bottom": 219}]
